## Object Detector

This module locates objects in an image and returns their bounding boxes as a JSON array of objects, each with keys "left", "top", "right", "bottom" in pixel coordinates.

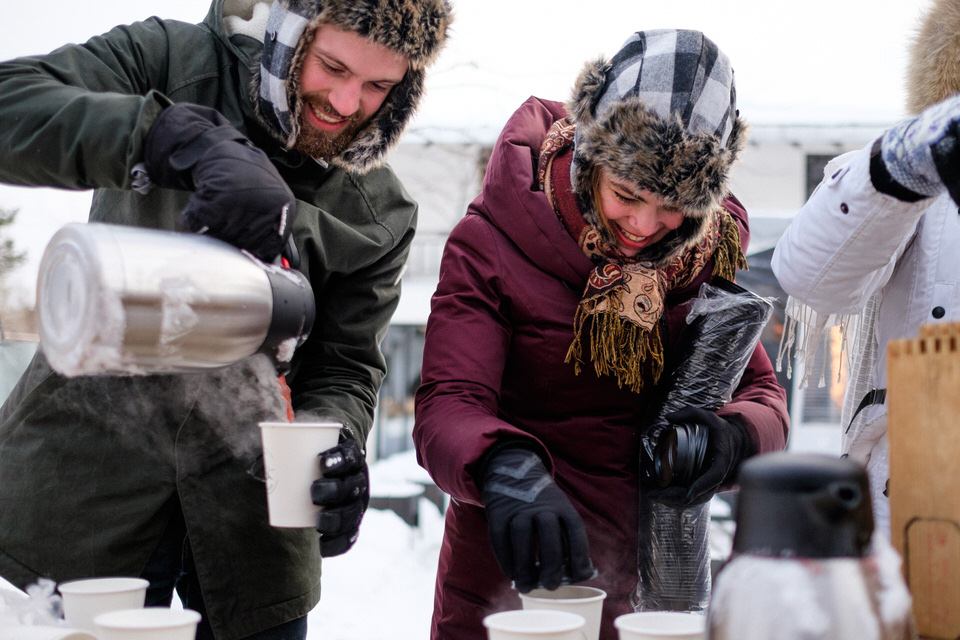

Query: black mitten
[
  {"left": 144, "top": 103, "right": 295, "bottom": 262},
  {"left": 478, "top": 445, "right": 596, "bottom": 593},
  {"left": 311, "top": 438, "right": 370, "bottom": 557},
  {"left": 647, "top": 407, "right": 754, "bottom": 508}
]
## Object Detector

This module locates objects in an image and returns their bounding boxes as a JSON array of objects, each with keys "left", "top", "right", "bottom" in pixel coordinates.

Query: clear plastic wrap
[{"left": 633, "top": 279, "right": 773, "bottom": 612}]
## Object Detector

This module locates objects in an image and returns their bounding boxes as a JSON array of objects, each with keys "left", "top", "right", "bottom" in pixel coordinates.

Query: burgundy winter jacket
[{"left": 413, "top": 97, "right": 789, "bottom": 640}]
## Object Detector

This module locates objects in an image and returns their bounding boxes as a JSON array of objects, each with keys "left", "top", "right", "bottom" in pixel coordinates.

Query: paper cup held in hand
[
  {"left": 613, "top": 611, "right": 706, "bottom": 640},
  {"left": 483, "top": 609, "right": 586, "bottom": 640},
  {"left": 58, "top": 577, "right": 149, "bottom": 634},
  {"left": 94, "top": 607, "right": 201, "bottom": 640},
  {"left": 259, "top": 420, "right": 342, "bottom": 528},
  {"left": 520, "top": 586, "right": 606, "bottom": 640}
]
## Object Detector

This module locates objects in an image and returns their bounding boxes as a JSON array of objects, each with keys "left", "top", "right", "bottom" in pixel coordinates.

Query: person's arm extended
[{"left": 0, "top": 18, "right": 206, "bottom": 189}]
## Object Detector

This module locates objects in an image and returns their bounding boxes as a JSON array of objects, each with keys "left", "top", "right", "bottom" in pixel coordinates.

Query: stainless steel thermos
[{"left": 36, "top": 222, "right": 315, "bottom": 376}]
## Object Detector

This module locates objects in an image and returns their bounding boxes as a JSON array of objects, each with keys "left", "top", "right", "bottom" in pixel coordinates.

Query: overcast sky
[{"left": 0, "top": 0, "right": 935, "bottom": 303}]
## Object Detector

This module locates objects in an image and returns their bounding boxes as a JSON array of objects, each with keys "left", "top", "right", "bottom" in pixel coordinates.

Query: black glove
[
  {"left": 870, "top": 92, "right": 960, "bottom": 205},
  {"left": 478, "top": 445, "right": 596, "bottom": 593},
  {"left": 311, "top": 438, "right": 370, "bottom": 557},
  {"left": 646, "top": 407, "right": 754, "bottom": 508},
  {"left": 144, "top": 102, "right": 295, "bottom": 262}
]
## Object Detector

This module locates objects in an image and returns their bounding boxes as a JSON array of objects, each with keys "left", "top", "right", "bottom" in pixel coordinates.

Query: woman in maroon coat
[{"left": 413, "top": 30, "right": 789, "bottom": 640}]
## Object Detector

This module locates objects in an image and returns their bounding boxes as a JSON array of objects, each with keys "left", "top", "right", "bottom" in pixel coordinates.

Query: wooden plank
[{"left": 888, "top": 322, "right": 960, "bottom": 639}]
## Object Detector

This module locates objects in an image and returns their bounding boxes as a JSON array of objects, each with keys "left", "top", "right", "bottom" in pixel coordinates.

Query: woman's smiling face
[{"left": 596, "top": 168, "right": 685, "bottom": 257}]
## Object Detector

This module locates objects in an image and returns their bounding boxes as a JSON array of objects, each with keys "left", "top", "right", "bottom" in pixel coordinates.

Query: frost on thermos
[{"left": 36, "top": 222, "right": 314, "bottom": 377}]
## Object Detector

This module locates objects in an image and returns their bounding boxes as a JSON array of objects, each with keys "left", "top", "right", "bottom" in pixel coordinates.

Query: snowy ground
[
  {"left": 307, "top": 503, "right": 444, "bottom": 639},
  {"left": 307, "top": 450, "right": 446, "bottom": 639}
]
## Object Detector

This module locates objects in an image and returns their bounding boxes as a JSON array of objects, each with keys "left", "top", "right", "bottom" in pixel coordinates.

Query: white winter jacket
[{"left": 772, "top": 141, "right": 960, "bottom": 534}]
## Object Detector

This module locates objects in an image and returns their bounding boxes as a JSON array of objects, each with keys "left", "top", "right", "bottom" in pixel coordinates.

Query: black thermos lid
[{"left": 732, "top": 452, "right": 874, "bottom": 558}]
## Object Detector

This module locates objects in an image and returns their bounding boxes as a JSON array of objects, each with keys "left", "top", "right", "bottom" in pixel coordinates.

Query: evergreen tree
[{"left": 0, "top": 207, "right": 26, "bottom": 281}]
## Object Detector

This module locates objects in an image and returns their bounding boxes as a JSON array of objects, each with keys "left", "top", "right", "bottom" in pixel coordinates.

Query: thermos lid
[{"left": 732, "top": 452, "right": 874, "bottom": 558}]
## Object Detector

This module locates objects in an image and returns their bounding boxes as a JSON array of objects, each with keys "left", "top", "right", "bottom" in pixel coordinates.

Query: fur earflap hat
[
  {"left": 257, "top": 0, "right": 453, "bottom": 173},
  {"left": 566, "top": 29, "right": 746, "bottom": 266},
  {"left": 906, "top": 0, "right": 960, "bottom": 114}
]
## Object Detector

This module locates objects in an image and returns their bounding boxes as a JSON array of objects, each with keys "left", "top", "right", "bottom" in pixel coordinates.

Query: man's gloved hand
[
  {"left": 872, "top": 92, "right": 960, "bottom": 204},
  {"left": 646, "top": 407, "right": 754, "bottom": 508},
  {"left": 311, "top": 438, "right": 370, "bottom": 557},
  {"left": 478, "top": 445, "right": 596, "bottom": 593},
  {"left": 144, "top": 102, "right": 295, "bottom": 262}
]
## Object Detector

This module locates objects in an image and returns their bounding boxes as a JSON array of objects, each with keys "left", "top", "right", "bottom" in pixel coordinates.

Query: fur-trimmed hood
[
  {"left": 254, "top": 0, "right": 452, "bottom": 173},
  {"left": 565, "top": 30, "right": 746, "bottom": 268},
  {"left": 907, "top": 0, "right": 960, "bottom": 114}
]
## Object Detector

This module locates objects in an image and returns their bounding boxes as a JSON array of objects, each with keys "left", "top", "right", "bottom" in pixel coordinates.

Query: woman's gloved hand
[
  {"left": 872, "top": 92, "right": 960, "bottom": 204},
  {"left": 478, "top": 445, "right": 596, "bottom": 592},
  {"left": 144, "top": 102, "right": 295, "bottom": 262},
  {"left": 311, "top": 438, "right": 370, "bottom": 557},
  {"left": 647, "top": 407, "right": 755, "bottom": 508}
]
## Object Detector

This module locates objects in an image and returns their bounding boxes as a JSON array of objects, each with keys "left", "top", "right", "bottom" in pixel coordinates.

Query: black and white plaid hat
[
  {"left": 594, "top": 30, "right": 737, "bottom": 148},
  {"left": 566, "top": 29, "right": 747, "bottom": 265}
]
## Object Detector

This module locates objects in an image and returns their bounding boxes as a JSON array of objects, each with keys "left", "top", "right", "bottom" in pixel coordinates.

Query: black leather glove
[
  {"left": 646, "top": 407, "right": 754, "bottom": 508},
  {"left": 144, "top": 102, "right": 295, "bottom": 262},
  {"left": 478, "top": 445, "right": 596, "bottom": 593},
  {"left": 870, "top": 92, "right": 960, "bottom": 204},
  {"left": 311, "top": 438, "right": 370, "bottom": 557}
]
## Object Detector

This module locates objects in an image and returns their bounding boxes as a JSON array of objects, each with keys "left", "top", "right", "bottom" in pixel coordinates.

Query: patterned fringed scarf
[{"left": 538, "top": 119, "right": 747, "bottom": 392}]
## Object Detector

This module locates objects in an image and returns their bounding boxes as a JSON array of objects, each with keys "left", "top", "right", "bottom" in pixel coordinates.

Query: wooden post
[{"left": 888, "top": 322, "right": 960, "bottom": 639}]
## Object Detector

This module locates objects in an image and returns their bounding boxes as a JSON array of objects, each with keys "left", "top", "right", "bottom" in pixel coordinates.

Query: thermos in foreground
[
  {"left": 707, "top": 452, "right": 914, "bottom": 640},
  {"left": 36, "top": 222, "right": 315, "bottom": 376}
]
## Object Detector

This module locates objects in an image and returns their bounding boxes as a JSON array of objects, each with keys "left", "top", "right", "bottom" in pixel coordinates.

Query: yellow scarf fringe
[{"left": 712, "top": 210, "right": 748, "bottom": 280}]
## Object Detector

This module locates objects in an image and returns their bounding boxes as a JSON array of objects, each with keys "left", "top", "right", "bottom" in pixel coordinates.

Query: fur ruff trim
[
  {"left": 907, "top": 0, "right": 960, "bottom": 114},
  {"left": 566, "top": 57, "right": 747, "bottom": 269}
]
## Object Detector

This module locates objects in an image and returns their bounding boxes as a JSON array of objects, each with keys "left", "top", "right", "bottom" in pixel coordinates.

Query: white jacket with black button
[{"left": 771, "top": 141, "right": 960, "bottom": 535}]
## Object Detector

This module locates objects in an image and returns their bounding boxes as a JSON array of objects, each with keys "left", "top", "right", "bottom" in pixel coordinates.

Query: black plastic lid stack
[{"left": 732, "top": 452, "right": 874, "bottom": 558}]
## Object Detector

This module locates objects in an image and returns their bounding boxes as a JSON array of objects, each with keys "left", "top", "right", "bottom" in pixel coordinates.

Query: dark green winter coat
[{"left": 0, "top": 1, "right": 416, "bottom": 637}]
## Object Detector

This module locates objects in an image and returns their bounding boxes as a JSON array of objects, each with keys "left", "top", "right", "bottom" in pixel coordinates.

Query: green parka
[{"left": 0, "top": 1, "right": 417, "bottom": 637}]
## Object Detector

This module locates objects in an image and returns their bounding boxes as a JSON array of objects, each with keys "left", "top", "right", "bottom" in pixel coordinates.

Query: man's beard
[{"left": 294, "top": 94, "right": 367, "bottom": 160}]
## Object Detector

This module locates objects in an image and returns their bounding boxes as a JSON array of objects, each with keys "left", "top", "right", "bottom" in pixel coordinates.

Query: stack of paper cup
[
  {"left": 57, "top": 577, "right": 149, "bottom": 635},
  {"left": 483, "top": 609, "right": 586, "bottom": 640},
  {"left": 520, "top": 586, "right": 606, "bottom": 640}
]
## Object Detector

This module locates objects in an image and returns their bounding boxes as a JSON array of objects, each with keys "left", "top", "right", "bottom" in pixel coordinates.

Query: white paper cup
[
  {"left": 94, "top": 608, "right": 201, "bottom": 640},
  {"left": 613, "top": 612, "right": 706, "bottom": 640},
  {"left": 483, "top": 609, "right": 586, "bottom": 640},
  {"left": 258, "top": 420, "right": 342, "bottom": 528},
  {"left": 520, "top": 586, "right": 606, "bottom": 640},
  {"left": 0, "top": 625, "right": 98, "bottom": 640},
  {"left": 58, "top": 577, "right": 149, "bottom": 634}
]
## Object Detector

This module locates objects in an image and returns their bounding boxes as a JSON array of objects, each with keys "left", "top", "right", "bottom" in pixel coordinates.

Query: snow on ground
[
  {"left": 306, "top": 449, "right": 445, "bottom": 638},
  {"left": 308, "top": 501, "right": 444, "bottom": 639}
]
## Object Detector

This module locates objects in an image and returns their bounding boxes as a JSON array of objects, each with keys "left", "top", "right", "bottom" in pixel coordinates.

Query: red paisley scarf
[{"left": 538, "top": 119, "right": 747, "bottom": 392}]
